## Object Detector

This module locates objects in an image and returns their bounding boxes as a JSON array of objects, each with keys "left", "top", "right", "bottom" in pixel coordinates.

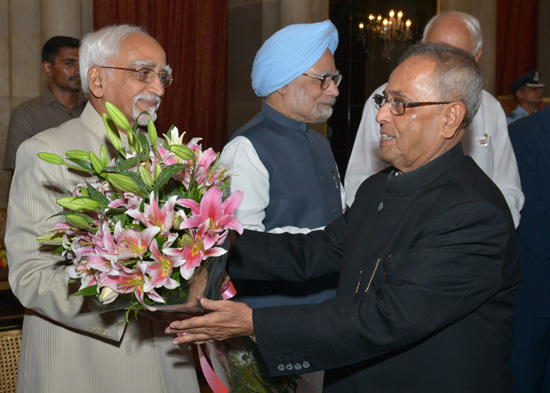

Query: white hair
[
  {"left": 422, "top": 11, "right": 483, "bottom": 56},
  {"left": 79, "top": 25, "right": 149, "bottom": 94},
  {"left": 400, "top": 42, "right": 483, "bottom": 129}
]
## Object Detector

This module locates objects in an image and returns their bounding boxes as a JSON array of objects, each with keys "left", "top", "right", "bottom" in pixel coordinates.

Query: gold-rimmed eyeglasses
[
  {"left": 99, "top": 66, "right": 173, "bottom": 88},
  {"left": 373, "top": 94, "right": 451, "bottom": 116},
  {"left": 302, "top": 73, "right": 342, "bottom": 90}
]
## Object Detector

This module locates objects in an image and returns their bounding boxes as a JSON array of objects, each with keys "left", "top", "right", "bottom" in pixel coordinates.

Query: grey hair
[
  {"left": 399, "top": 42, "right": 483, "bottom": 128},
  {"left": 79, "top": 25, "right": 149, "bottom": 94},
  {"left": 422, "top": 11, "right": 483, "bottom": 56}
]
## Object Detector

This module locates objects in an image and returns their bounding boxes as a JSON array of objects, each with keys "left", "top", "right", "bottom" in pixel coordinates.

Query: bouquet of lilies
[{"left": 37, "top": 102, "right": 243, "bottom": 320}]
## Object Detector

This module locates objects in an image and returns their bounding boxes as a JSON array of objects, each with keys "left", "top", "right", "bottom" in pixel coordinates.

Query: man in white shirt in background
[{"left": 345, "top": 11, "right": 524, "bottom": 227}]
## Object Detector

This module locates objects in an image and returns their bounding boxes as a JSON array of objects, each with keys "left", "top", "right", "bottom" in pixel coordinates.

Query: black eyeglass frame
[
  {"left": 302, "top": 73, "right": 343, "bottom": 90},
  {"left": 99, "top": 66, "right": 173, "bottom": 88},
  {"left": 373, "top": 94, "right": 451, "bottom": 116}
]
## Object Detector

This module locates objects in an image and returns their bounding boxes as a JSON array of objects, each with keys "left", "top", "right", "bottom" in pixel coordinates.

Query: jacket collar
[
  {"left": 262, "top": 102, "right": 309, "bottom": 133},
  {"left": 387, "top": 143, "right": 465, "bottom": 193}
]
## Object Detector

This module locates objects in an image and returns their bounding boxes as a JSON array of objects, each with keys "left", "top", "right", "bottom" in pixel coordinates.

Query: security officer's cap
[{"left": 508, "top": 71, "right": 545, "bottom": 93}]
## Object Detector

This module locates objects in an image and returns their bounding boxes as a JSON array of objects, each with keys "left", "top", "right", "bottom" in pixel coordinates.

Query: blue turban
[{"left": 251, "top": 20, "right": 338, "bottom": 97}]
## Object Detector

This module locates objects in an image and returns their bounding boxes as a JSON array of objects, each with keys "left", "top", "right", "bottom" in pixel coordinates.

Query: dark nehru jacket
[
  {"left": 236, "top": 102, "right": 342, "bottom": 230},
  {"left": 227, "top": 143, "right": 522, "bottom": 392},
  {"left": 231, "top": 102, "right": 343, "bottom": 306}
]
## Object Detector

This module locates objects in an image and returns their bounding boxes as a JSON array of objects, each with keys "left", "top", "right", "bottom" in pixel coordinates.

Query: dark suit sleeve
[
  {"left": 510, "top": 121, "right": 550, "bottom": 257},
  {"left": 251, "top": 199, "right": 510, "bottom": 376}
]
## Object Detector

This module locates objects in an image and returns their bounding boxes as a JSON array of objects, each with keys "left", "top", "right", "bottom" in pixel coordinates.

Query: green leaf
[
  {"left": 37, "top": 152, "right": 65, "bottom": 165},
  {"left": 138, "top": 133, "right": 150, "bottom": 156},
  {"left": 85, "top": 180, "right": 110, "bottom": 206},
  {"left": 71, "top": 284, "right": 99, "bottom": 297},
  {"left": 118, "top": 157, "right": 140, "bottom": 171},
  {"left": 67, "top": 158, "right": 93, "bottom": 172},
  {"left": 105, "top": 101, "right": 131, "bottom": 131},
  {"left": 153, "top": 163, "right": 186, "bottom": 193}
]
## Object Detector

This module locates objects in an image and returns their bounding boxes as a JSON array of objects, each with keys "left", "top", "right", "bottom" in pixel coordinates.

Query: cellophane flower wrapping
[
  {"left": 208, "top": 337, "right": 300, "bottom": 393},
  {"left": 37, "top": 102, "right": 244, "bottom": 320}
]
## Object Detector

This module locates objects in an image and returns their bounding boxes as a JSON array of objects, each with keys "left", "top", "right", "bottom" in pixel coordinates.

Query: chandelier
[{"left": 358, "top": 10, "right": 413, "bottom": 60}]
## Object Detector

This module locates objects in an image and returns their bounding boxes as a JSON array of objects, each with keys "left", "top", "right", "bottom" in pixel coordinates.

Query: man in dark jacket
[
  {"left": 166, "top": 42, "right": 522, "bottom": 393},
  {"left": 509, "top": 104, "right": 550, "bottom": 392}
]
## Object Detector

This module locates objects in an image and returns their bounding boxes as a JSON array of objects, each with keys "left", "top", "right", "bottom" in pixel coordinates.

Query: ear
[
  {"left": 276, "top": 84, "right": 290, "bottom": 96},
  {"left": 42, "top": 61, "right": 53, "bottom": 77},
  {"left": 474, "top": 48, "right": 483, "bottom": 62},
  {"left": 441, "top": 102, "right": 466, "bottom": 139},
  {"left": 87, "top": 66, "right": 105, "bottom": 98}
]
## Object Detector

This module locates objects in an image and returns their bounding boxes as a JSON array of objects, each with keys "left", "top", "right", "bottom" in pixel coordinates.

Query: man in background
[
  {"left": 168, "top": 42, "right": 521, "bottom": 393},
  {"left": 506, "top": 71, "right": 545, "bottom": 125},
  {"left": 219, "top": 20, "right": 345, "bottom": 308},
  {"left": 6, "top": 25, "right": 199, "bottom": 393},
  {"left": 509, "top": 103, "right": 550, "bottom": 392},
  {"left": 345, "top": 11, "right": 524, "bottom": 227},
  {"left": 3, "top": 36, "right": 86, "bottom": 171}
]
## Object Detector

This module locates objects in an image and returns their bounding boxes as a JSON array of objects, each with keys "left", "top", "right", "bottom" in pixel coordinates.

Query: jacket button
[
  {"left": 303, "top": 361, "right": 310, "bottom": 369},
  {"left": 278, "top": 364, "right": 285, "bottom": 372},
  {"left": 294, "top": 363, "right": 302, "bottom": 370},
  {"left": 286, "top": 363, "right": 294, "bottom": 370}
]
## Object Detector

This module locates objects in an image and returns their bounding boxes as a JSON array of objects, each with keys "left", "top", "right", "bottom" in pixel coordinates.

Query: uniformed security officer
[{"left": 507, "top": 71, "right": 545, "bottom": 125}]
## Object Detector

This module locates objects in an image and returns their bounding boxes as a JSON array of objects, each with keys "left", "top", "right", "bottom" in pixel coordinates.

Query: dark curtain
[
  {"left": 93, "top": 0, "right": 228, "bottom": 152},
  {"left": 495, "top": 0, "right": 539, "bottom": 96}
]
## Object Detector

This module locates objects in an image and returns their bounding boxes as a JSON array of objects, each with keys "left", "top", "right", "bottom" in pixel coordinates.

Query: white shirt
[
  {"left": 345, "top": 84, "right": 524, "bottom": 227},
  {"left": 220, "top": 136, "right": 346, "bottom": 234}
]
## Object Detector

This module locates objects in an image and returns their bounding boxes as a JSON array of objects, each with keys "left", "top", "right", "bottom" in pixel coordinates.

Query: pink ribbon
[{"left": 197, "top": 280, "right": 237, "bottom": 393}]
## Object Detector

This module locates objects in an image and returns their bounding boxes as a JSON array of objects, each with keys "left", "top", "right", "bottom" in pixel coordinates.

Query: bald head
[{"left": 423, "top": 12, "right": 483, "bottom": 62}]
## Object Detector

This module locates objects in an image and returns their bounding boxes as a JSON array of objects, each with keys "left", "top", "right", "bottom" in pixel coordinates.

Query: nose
[
  {"left": 74, "top": 62, "right": 80, "bottom": 76},
  {"left": 325, "top": 79, "right": 339, "bottom": 97},
  {"left": 375, "top": 99, "right": 391, "bottom": 124},
  {"left": 148, "top": 74, "right": 165, "bottom": 97}
]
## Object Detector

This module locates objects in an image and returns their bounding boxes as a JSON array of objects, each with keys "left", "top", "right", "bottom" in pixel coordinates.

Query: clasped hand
[{"left": 165, "top": 296, "right": 254, "bottom": 345}]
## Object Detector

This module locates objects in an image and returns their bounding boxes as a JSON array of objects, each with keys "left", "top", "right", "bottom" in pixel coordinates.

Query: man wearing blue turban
[{"left": 219, "top": 20, "right": 345, "bottom": 392}]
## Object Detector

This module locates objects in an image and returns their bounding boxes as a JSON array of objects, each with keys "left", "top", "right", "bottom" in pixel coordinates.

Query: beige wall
[
  {"left": 0, "top": 0, "right": 93, "bottom": 208},
  {"left": 439, "top": 0, "right": 497, "bottom": 94}
]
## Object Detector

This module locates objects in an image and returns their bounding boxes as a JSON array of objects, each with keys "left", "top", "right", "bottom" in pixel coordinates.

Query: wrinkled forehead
[
  {"left": 119, "top": 33, "right": 167, "bottom": 69},
  {"left": 386, "top": 56, "right": 436, "bottom": 99}
]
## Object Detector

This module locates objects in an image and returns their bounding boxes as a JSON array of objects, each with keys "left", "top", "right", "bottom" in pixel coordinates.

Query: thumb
[{"left": 200, "top": 297, "right": 220, "bottom": 311}]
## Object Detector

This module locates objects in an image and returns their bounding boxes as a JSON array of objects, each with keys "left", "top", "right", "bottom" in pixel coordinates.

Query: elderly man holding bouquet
[{"left": 6, "top": 25, "right": 203, "bottom": 393}]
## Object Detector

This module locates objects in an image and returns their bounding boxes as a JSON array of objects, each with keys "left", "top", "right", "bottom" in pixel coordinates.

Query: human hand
[{"left": 165, "top": 297, "right": 254, "bottom": 345}]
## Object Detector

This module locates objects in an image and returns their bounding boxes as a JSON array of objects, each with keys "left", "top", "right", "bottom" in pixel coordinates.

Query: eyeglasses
[
  {"left": 302, "top": 73, "right": 342, "bottom": 90},
  {"left": 99, "top": 66, "right": 173, "bottom": 88},
  {"left": 373, "top": 94, "right": 451, "bottom": 116}
]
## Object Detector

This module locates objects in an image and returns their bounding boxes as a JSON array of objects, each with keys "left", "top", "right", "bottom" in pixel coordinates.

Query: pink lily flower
[
  {"left": 177, "top": 187, "right": 243, "bottom": 235},
  {"left": 115, "top": 223, "right": 160, "bottom": 258},
  {"left": 126, "top": 192, "right": 176, "bottom": 236},
  {"left": 66, "top": 262, "right": 99, "bottom": 291},
  {"left": 164, "top": 221, "right": 227, "bottom": 280},
  {"left": 99, "top": 263, "right": 164, "bottom": 310},
  {"left": 143, "top": 235, "right": 183, "bottom": 291}
]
